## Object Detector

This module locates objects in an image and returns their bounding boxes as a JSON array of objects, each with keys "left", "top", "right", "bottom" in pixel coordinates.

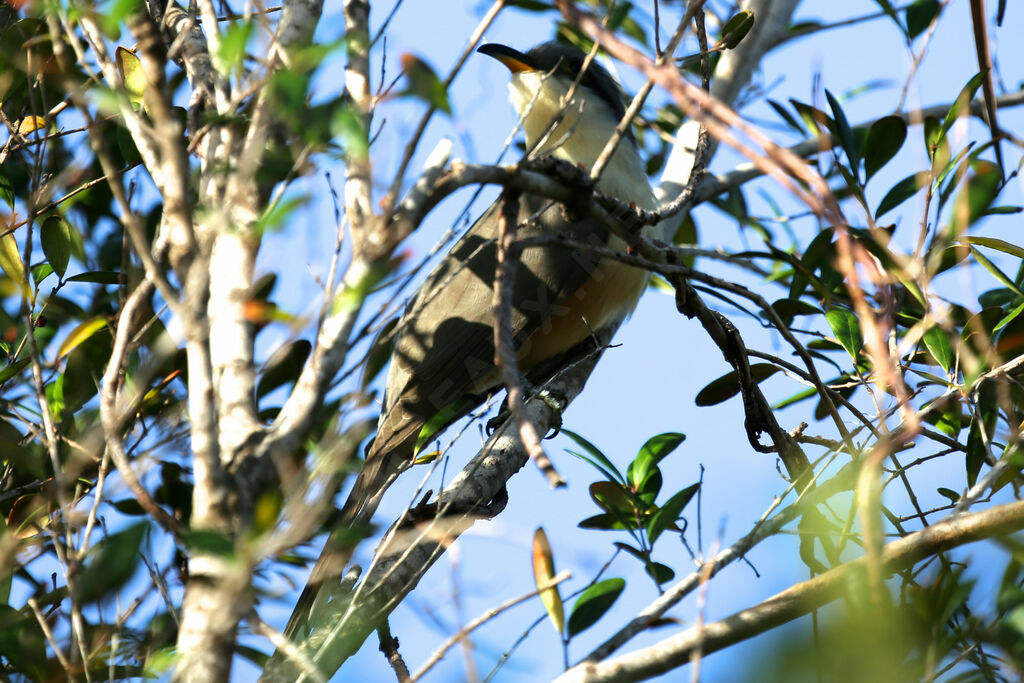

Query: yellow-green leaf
[
  {"left": 532, "top": 527, "right": 564, "bottom": 636},
  {"left": 57, "top": 317, "right": 107, "bottom": 359},
  {"left": 116, "top": 47, "right": 146, "bottom": 108},
  {"left": 0, "top": 233, "right": 25, "bottom": 296},
  {"left": 17, "top": 116, "right": 46, "bottom": 135}
]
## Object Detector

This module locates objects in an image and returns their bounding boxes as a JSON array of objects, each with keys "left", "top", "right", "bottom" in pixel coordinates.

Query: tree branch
[{"left": 555, "top": 499, "right": 1024, "bottom": 682}]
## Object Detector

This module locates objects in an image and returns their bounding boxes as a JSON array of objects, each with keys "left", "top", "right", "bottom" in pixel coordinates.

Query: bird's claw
[{"left": 485, "top": 384, "right": 566, "bottom": 439}]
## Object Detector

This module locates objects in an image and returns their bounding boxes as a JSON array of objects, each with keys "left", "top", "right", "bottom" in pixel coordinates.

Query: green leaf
[
  {"left": 872, "top": 0, "right": 905, "bottom": 34},
  {"left": 31, "top": 263, "right": 53, "bottom": 284},
  {"left": 508, "top": 0, "right": 553, "bottom": 10},
  {"left": 936, "top": 487, "right": 960, "bottom": 503},
  {"left": 969, "top": 247, "right": 1024, "bottom": 299},
  {"left": 567, "top": 577, "right": 625, "bottom": 637},
  {"left": 78, "top": 522, "right": 147, "bottom": 603},
  {"left": 825, "top": 308, "right": 862, "bottom": 359},
  {"left": 994, "top": 300, "right": 1024, "bottom": 333},
  {"left": 906, "top": 0, "right": 940, "bottom": 39},
  {"left": 331, "top": 105, "right": 369, "bottom": 161},
  {"left": 400, "top": 53, "right": 451, "bottom": 114},
  {"left": 939, "top": 71, "right": 986, "bottom": 144},
  {"left": 767, "top": 98, "right": 805, "bottom": 135},
  {"left": 965, "top": 385, "right": 997, "bottom": 487},
  {"left": 0, "top": 359, "right": 29, "bottom": 384},
  {"left": 40, "top": 216, "right": 71, "bottom": 279},
  {"left": 589, "top": 481, "right": 638, "bottom": 522},
  {"left": 577, "top": 513, "right": 627, "bottom": 531},
  {"left": 628, "top": 432, "right": 685, "bottom": 491},
  {"left": 0, "top": 169, "right": 13, "bottom": 209},
  {"left": 720, "top": 10, "right": 755, "bottom": 49},
  {"left": 875, "top": 171, "right": 929, "bottom": 217},
  {"left": 256, "top": 339, "right": 311, "bottom": 399},
  {"left": 695, "top": 363, "right": 781, "bottom": 407},
  {"left": 563, "top": 429, "right": 624, "bottom": 484},
  {"left": 67, "top": 271, "right": 120, "bottom": 284},
  {"left": 789, "top": 99, "right": 831, "bottom": 136},
  {"left": 922, "top": 325, "right": 954, "bottom": 372},
  {"left": 215, "top": 21, "right": 253, "bottom": 76},
  {"left": 646, "top": 483, "right": 700, "bottom": 544},
  {"left": 824, "top": 89, "right": 858, "bottom": 176},
  {"left": 863, "top": 116, "right": 907, "bottom": 182},
  {"left": 645, "top": 562, "right": 675, "bottom": 584}
]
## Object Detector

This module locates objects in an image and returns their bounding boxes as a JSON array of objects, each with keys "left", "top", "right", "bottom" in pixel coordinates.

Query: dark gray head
[{"left": 477, "top": 41, "right": 628, "bottom": 122}]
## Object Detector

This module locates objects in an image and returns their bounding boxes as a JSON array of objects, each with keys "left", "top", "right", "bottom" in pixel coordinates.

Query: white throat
[{"left": 508, "top": 71, "right": 656, "bottom": 211}]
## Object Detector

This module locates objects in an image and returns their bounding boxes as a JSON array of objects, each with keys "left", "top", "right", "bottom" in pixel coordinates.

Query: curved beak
[{"left": 476, "top": 43, "right": 536, "bottom": 73}]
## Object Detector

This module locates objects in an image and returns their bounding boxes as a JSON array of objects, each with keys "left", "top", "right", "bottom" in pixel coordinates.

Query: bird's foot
[{"left": 485, "top": 381, "right": 566, "bottom": 439}]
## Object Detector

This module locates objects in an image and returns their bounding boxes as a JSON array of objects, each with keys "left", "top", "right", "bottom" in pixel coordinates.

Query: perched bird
[{"left": 289, "top": 41, "right": 656, "bottom": 636}]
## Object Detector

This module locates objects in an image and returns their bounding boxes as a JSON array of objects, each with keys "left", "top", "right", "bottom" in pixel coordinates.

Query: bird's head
[{"left": 477, "top": 41, "right": 643, "bottom": 182}]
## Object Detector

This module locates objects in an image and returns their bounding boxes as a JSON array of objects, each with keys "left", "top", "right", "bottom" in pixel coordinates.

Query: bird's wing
[{"left": 368, "top": 193, "right": 612, "bottom": 468}]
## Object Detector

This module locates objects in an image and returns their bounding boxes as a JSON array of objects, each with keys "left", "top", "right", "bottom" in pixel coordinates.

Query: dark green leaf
[
  {"left": 770, "top": 298, "right": 823, "bottom": 319},
  {"left": 567, "top": 577, "right": 625, "bottom": 637},
  {"left": 67, "top": 270, "right": 120, "bottom": 284},
  {"left": 825, "top": 89, "right": 858, "bottom": 176},
  {"left": 789, "top": 99, "right": 831, "bottom": 136},
  {"left": 589, "top": 481, "right": 638, "bottom": 523},
  {"left": 508, "top": 0, "right": 552, "bottom": 10},
  {"left": 110, "top": 498, "right": 147, "bottom": 515},
  {"left": 720, "top": 10, "right": 755, "bottom": 49},
  {"left": 563, "top": 429, "right": 624, "bottom": 484},
  {"left": 863, "top": 116, "right": 907, "bottom": 182},
  {"left": 645, "top": 562, "right": 675, "bottom": 584},
  {"left": 647, "top": 483, "right": 699, "bottom": 544},
  {"left": 906, "top": 0, "right": 940, "bottom": 39},
  {"left": 0, "top": 169, "right": 13, "bottom": 209},
  {"left": 628, "top": 432, "right": 685, "bottom": 490},
  {"left": 922, "top": 325, "right": 954, "bottom": 372},
  {"left": 578, "top": 513, "right": 627, "bottom": 531},
  {"left": 257, "top": 339, "right": 311, "bottom": 399},
  {"left": 767, "top": 99, "right": 805, "bottom": 135},
  {"left": 937, "top": 487, "right": 960, "bottom": 503},
  {"left": 605, "top": 1, "right": 632, "bottom": 31},
  {"left": 0, "top": 605, "right": 47, "bottom": 679},
  {"left": 965, "top": 384, "right": 998, "bottom": 487},
  {"left": 78, "top": 523, "right": 147, "bottom": 603},
  {"left": 872, "top": 0, "right": 906, "bottom": 34},
  {"left": 875, "top": 171, "right": 929, "bottom": 217},
  {"left": 695, "top": 363, "right": 782, "bottom": 407},
  {"left": 825, "top": 308, "right": 863, "bottom": 359},
  {"left": 40, "top": 216, "right": 71, "bottom": 279}
]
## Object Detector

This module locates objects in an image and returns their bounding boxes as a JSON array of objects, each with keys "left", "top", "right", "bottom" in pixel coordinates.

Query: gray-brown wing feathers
[{"left": 358, "top": 194, "right": 611, "bottom": 499}]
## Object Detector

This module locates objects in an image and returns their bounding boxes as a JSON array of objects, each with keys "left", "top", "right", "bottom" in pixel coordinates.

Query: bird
[{"left": 287, "top": 40, "right": 657, "bottom": 638}]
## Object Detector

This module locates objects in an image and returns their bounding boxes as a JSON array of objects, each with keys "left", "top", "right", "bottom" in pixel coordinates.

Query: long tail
[{"left": 282, "top": 437, "right": 405, "bottom": 640}]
